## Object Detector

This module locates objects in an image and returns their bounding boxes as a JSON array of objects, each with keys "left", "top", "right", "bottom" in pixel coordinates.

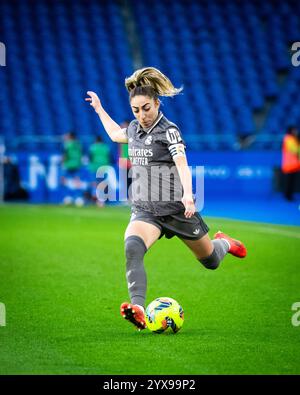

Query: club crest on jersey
[
  {"left": 166, "top": 127, "right": 182, "bottom": 144},
  {"left": 144, "top": 135, "right": 153, "bottom": 145}
]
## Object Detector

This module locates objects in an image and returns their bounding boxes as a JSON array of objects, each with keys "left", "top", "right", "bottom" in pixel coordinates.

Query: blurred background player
[
  {"left": 88, "top": 135, "right": 111, "bottom": 174},
  {"left": 87, "top": 135, "right": 111, "bottom": 206},
  {"left": 61, "top": 131, "right": 85, "bottom": 206},
  {"left": 86, "top": 67, "right": 247, "bottom": 331},
  {"left": 62, "top": 131, "right": 82, "bottom": 174},
  {"left": 3, "top": 156, "right": 28, "bottom": 202},
  {"left": 281, "top": 126, "right": 300, "bottom": 201}
]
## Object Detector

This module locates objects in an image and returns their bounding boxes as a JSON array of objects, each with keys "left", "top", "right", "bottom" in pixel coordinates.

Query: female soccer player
[{"left": 85, "top": 67, "right": 247, "bottom": 331}]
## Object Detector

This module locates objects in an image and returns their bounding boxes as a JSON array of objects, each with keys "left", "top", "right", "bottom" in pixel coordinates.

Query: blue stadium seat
[{"left": 1, "top": 0, "right": 299, "bottom": 152}]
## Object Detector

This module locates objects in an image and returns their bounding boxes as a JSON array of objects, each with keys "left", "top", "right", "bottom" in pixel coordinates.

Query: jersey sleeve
[
  {"left": 125, "top": 119, "right": 138, "bottom": 139},
  {"left": 163, "top": 126, "right": 186, "bottom": 160}
]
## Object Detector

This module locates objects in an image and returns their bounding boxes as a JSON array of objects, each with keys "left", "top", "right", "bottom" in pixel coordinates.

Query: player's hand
[
  {"left": 85, "top": 91, "right": 102, "bottom": 113},
  {"left": 182, "top": 194, "right": 195, "bottom": 218}
]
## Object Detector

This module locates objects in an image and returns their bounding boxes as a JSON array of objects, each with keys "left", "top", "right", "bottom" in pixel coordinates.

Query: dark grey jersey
[{"left": 125, "top": 112, "right": 187, "bottom": 216}]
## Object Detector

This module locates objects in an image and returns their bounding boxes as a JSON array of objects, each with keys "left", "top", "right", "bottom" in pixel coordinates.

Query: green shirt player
[
  {"left": 119, "top": 142, "right": 130, "bottom": 165},
  {"left": 85, "top": 67, "right": 247, "bottom": 331},
  {"left": 89, "top": 135, "right": 111, "bottom": 174},
  {"left": 61, "top": 132, "right": 83, "bottom": 206},
  {"left": 62, "top": 132, "right": 82, "bottom": 173}
]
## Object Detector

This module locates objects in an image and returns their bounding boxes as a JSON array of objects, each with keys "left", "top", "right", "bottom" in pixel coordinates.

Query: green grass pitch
[{"left": 0, "top": 204, "right": 299, "bottom": 375}]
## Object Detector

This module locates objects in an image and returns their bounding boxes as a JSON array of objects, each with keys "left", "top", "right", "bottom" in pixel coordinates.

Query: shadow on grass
[{"left": 120, "top": 327, "right": 206, "bottom": 338}]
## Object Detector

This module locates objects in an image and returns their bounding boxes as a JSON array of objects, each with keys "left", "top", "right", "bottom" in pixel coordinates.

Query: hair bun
[{"left": 125, "top": 67, "right": 183, "bottom": 97}]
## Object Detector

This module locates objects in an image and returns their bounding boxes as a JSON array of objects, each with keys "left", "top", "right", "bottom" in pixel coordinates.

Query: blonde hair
[{"left": 125, "top": 67, "right": 183, "bottom": 98}]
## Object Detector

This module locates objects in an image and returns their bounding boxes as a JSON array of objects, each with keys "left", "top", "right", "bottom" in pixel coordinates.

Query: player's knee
[
  {"left": 125, "top": 235, "right": 147, "bottom": 260},
  {"left": 198, "top": 248, "right": 220, "bottom": 270}
]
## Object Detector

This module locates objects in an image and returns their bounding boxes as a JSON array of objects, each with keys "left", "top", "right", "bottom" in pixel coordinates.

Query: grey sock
[
  {"left": 212, "top": 238, "right": 229, "bottom": 259},
  {"left": 125, "top": 235, "right": 147, "bottom": 307},
  {"left": 199, "top": 239, "right": 229, "bottom": 270},
  {"left": 199, "top": 248, "right": 220, "bottom": 270}
]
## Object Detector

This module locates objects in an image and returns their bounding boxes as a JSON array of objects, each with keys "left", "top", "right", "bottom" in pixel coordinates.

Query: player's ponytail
[{"left": 125, "top": 67, "right": 183, "bottom": 100}]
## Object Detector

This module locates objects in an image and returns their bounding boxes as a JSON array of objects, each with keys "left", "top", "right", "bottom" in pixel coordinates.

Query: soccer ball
[{"left": 145, "top": 297, "right": 184, "bottom": 334}]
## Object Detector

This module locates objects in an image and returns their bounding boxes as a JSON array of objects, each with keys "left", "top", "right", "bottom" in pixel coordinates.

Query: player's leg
[
  {"left": 124, "top": 219, "right": 162, "bottom": 249},
  {"left": 121, "top": 220, "right": 161, "bottom": 329},
  {"left": 124, "top": 220, "right": 161, "bottom": 303},
  {"left": 180, "top": 234, "right": 229, "bottom": 270},
  {"left": 181, "top": 231, "right": 246, "bottom": 270},
  {"left": 162, "top": 212, "right": 242, "bottom": 270}
]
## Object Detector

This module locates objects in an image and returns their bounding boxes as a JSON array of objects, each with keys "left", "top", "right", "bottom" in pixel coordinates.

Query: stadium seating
[
  {"left": 132, "top": 0, "right": 300, "bottom": 150},
  {"left": 0, "top": 0, "right": 299, "bottom": 152},
  {"left": 0, "top": 0, "right": 133, "bottom": 152}
]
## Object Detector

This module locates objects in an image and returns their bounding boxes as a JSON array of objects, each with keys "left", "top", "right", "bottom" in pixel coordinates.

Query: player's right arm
[{"left": 85, "top": 91, "right": 128, "bottom": 143}]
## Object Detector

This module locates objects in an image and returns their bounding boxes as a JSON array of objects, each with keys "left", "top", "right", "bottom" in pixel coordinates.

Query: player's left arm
[
  {"left": 173, "top": 154, "right": 195, "bottom": 219},
  {"left": 164, "top": 126, "right": 195, "bottom": 218}
]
